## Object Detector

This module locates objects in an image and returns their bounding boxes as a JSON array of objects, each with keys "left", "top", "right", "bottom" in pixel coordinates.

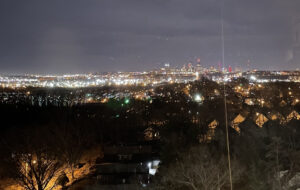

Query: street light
[
  {"left": 194, "top": 94, "right": 202, "bottom": 102},
  {"left": 124, "top": 98, "right": 130, "bottom": 104}
]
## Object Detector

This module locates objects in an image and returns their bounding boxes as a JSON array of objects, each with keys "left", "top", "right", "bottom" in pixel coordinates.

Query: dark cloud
[{"left": 0, "top": 0, "right": 299, "bottom": 74}]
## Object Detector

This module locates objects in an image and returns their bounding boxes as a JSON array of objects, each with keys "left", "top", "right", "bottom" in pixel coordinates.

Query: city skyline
[{"left": 1, "top": 2, "right": 300, "bottom": 190}]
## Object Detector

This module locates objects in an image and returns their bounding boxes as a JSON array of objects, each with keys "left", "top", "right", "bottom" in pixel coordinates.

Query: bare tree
[
  {"left": 2, "top": 126, "right": 63, "bottom": 190},
  {"left": 266, "top": 137, "right": 300, "bottom": 190},
  {"left": 13, "top": 150, "right": 62, "bottom": 190},
  {"left": 52, "top": 121, "right": 93, "bottom": 181},
  {"left": 157, "top": 147, "right": 243, "bottom": 190}
]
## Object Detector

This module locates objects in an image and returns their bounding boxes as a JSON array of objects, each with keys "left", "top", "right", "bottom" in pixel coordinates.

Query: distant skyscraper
[
  {"left": 196, "top": 64, "right": 202, "bottom": 73},
  {"left": 187, "top": 62, "right": 193, "bottom": 72},
  {"left": 195, "top": 58, "right": 203, "bottom": 73},
  {"left": 181, "top": 64, "right": 187, "bottom": 72},
  {"left": 218, "top": 61, "right": 222, "bottom": 72}
]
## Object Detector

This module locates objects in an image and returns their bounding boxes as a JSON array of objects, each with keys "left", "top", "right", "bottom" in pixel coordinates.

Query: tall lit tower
[
  {"left": 195, "top": 58, "right": 202, "bottom": 73},
  {"left": 228, "top": 65, "right": 232, "bottom": 73}
]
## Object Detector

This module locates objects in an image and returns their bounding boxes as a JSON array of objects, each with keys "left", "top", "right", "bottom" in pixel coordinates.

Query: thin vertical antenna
[{"left": 221, "top": 1, "right": 233, "bottom": 190}]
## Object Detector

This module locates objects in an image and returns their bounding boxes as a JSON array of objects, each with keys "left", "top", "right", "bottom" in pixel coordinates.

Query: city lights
[
  {"left": 194, "top": 94, "right": 203, "bottom": 102},
  {"left": 0, "top": 69, "right": 300, "bottom": 90},
  {"left": 124, "top": 98, "right": 130, "bottom": 104},
  {"left": 250, "top": 75, "right": 257, "bottom": 81},
  {"left": 2, "top": 0, "right": 300, "bottom": 190}
]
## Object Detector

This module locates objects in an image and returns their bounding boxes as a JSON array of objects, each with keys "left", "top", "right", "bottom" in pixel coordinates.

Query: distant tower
[
  {"left": 195, "top": 58, "right": 202, "bottom": 73},
  {"left": 181, "top": 64, "right": 187, "bottom": 72},
  {"left": 218, "top": 61, "right": 222, "bottom": 72},
  {"left": 187, "top": 62, "right": 193, "bottom": 72},
  {"left": 164, "top": 63, "right": 171, "bottom": 73}
]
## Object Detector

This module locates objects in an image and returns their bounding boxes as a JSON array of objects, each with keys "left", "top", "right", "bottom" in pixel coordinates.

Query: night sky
[{"left": 0, "top": 0, "right": 299, "bottom": 74}]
